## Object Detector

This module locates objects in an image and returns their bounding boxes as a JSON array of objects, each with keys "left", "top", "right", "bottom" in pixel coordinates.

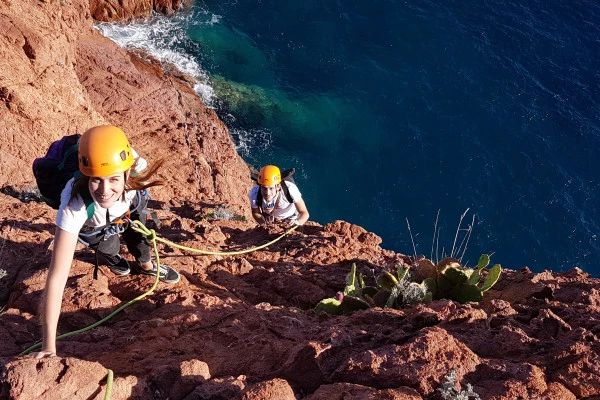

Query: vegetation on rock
[{"left": 315, "top": 255, "right": 501, "bottom": 315}]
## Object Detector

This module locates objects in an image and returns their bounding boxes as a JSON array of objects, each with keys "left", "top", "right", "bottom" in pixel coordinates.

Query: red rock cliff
[{"left": 0, "top": 1, "right": 599, "bottom": 399}]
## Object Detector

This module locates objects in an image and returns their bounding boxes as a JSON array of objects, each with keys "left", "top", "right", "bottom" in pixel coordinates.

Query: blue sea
[{"left": 97, "top": 0, "right": 600, "bottom": 277}]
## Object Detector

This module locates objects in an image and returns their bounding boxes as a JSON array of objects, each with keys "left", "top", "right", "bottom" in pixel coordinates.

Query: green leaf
[
  {"left": 343, "top": 285, "right": 356, "bottom": 296},
  {"left": 422, "top": 291, "right": 433, "bottom": 303},
  {"left": 423, "top": 277, "right": 437, "bottom": 296},
  {"left": 373, "top": 289, "right": 391, "bottom": 308},
  {"left": 341, "top": 295, "right": 371, "bottom": 314},
  {"left": 451, "top": 284, "right": 483, "bottom": 303},
  {"left": 385, "top": 287, "right": 399, "bottom": 309},
  {"left": 363, "top": 293, "right": 376, "bottom": 307},
  {"left": 346, "top": 263, "right": 357, "bottom": 287},
  {"left": 480, "top": 264, "right": 501, "bottom": 291},
  {"left": 343, "top": 263, "right": 359, "bottom": 296},
  {"left": 397, "top": 264, "right": 410, "bottom": 282},
  {"left": 377, "top": 270, "right": 398, "bottom": 291},
  {"left": 467, "top": 268, "right": 481, "bottom": 285},
  {"left": 436, "top": 275, "right": 454, "bottom": 296},
  {"left": 436, "top": 257, "right": 461, "bottom": 274},
  {"left": 477, "top": 254, "right": 490, "bottom": 270},
  {"left": 361, "top": 286, "right": 378, "bottom": 298},
  {"left": 314, "top": 298, "right": 343, "bottom": 315},
  {"left": 443, "top": 266, "right": 469, "bottom": 285}
]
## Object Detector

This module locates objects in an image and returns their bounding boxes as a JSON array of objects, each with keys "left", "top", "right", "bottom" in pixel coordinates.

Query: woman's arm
[
  {"left": 30, "top": 227, "right": 78, "bottom": 358},
  {"left": 294, "top": 199, "right": 309, "bottom": 225},
  {"left": 251, "top": 207, "right": 268, "bottom": 225}
]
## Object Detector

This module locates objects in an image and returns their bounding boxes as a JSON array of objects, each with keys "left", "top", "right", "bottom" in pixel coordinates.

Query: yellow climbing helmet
[
  {"left": 258, "top": 165, "right": 281, "bottom": 185},
  {"left": 78, "top": 125, "right": 134, "bottom": 177}
]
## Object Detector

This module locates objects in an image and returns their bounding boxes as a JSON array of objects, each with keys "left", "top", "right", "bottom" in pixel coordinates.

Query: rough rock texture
[
  {"left": 1, "top": 1, "right": 600, "bottom": 400},
  {"left": 89, "top": 0, "right": 194, "bottom": 22},
  {"left": 0, "top": 0, "right": 250, "bottom": 217}
]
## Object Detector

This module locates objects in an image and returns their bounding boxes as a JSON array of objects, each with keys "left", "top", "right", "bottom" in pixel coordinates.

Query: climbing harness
[
  {"left": 78, "top": 190, "right": 154, "bottom": 280},
  {"left": 77, "top": 190, "right": 151, "bottom": 241}
]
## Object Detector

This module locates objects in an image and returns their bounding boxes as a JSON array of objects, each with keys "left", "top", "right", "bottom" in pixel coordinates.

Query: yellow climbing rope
[
  {"left": 128, "top": 220, "right": 299, "bottom": 255},
  {"left": 105, "top": 369, "right": 113, "bottom": 400},
  {"left": 19, "top": 223, "right": 299, "bottom": 357}
]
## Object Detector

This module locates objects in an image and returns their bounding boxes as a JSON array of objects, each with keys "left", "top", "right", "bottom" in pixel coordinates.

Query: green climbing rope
[
  {"left": 105, "top": 369, "right": 113, "bottom": 400},
  {"left": 19, "top": 224, "right": 299, "bottom": 356}
]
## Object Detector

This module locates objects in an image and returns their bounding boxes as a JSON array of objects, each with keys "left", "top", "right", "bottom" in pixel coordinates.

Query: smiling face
[
  {"left": 260, "top": 184, "right": 280, "bottom": 202},
  {"left": 88, "top": 173, "right": 126, "bottom": 208}
]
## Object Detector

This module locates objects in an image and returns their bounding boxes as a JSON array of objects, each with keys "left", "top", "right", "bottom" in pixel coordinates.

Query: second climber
[{"left": 249, "top": 165, "right": 309, "bottom": 226}]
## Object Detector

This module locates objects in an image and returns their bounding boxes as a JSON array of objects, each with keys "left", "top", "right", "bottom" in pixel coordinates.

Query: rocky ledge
[{"left": 1, "top": 1, "right": 599, "bottom": 399}]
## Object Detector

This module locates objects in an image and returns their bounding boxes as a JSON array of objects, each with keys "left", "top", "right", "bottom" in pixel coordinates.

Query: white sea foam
[
  {"left": 229, "top": 126, "right": 272, "bottom": 157},
  {"left": 94, "top": 10, "right": 272, "bottom": 156},
  {"left": 95, "top": 12, "right": 216, "bottom": 107}
]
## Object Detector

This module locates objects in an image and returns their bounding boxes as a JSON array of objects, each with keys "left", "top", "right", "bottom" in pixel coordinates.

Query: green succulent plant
[
  {"left": 314, "top": 254, "right": 502, "bottom": 315},
  {"left": 421, "top": 254, "right": 502, "bottom": 303}
]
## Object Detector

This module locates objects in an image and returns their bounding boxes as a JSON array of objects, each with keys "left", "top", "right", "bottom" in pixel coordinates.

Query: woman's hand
[
  {"left": 293, "top": 199, "right": 309, "bottom": 225},
  {"left": 30, "top": 350, "right": 56, "bottom": 359},
  {"left": 286, "top": 219, "right": 301, "bottom": 228}
]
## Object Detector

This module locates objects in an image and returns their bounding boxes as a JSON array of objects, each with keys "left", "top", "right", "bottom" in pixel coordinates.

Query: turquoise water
[{"left": 98, "top": 1, "right": 600, "bottom": 276}]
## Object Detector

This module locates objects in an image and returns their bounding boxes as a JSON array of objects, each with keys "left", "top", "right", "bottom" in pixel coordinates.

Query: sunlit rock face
[{"left": 0, "top": 1, "right": 599, "bottom": 399}]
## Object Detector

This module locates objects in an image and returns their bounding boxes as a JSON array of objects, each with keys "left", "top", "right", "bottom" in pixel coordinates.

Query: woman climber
[
  {"left": 31, "top": 125, "right": 179, "bottom": 358},
  {"left": 249, "top": 165, "right": 309, "bottom": 226}
]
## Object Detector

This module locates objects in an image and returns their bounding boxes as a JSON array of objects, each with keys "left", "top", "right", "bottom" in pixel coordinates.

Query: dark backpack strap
[
  {"left": 280, "top": 168, "right": 295, "bottom": 203},
  {"left": 93, "top": 250, "right": 101, "bottom": 280},
  {"left": 93, "top": 208, "right": 111, "bottom": 280},
  {"left": 256, "top": 187, "right": 263, "bottom": 208},
  {"left": 281, "top": 181, "right": 294, "bottom": 203},
  {"left": 80, "top": 184, "right": 95, "bottom": 220},
  {"left": 280, "top": 168, "right": 295, "bottom": 182}
]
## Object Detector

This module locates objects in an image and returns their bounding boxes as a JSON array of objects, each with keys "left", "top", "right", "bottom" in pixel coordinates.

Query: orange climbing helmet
[
  {"left": 78, "top": 125, "right": 134, "bottom": 177},
  {"left": 258, "top": 165, "right": 281, "bottom": 185}
]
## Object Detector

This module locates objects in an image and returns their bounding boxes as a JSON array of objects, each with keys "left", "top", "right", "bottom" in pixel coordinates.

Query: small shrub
[
  {"left": 437, "top": 370, "right": 481, "bottom": 400},
  {"left": 0, "top": 185, "right": 42, "bottom": 204},
  {"left": 212, "top": 205, "right": 235, "bottom": 220},
  {"left": 203, "top": 205, "right": 246, "bottom": 221}
]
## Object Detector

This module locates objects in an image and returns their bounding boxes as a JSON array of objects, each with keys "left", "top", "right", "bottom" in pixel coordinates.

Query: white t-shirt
[
  {"left": 56, "top": 180, "right": 139, "bottom": 234},
  {"left": 249, "top": 181, "right": 302, "bottom": 220},
  {"left": 55, "top": 151, "right": 146, "bottom": 234}
]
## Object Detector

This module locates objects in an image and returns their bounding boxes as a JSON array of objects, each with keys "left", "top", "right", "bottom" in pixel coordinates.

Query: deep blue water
[{"left": 98, "top": 1, "right": 600, "bottom": 276}]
